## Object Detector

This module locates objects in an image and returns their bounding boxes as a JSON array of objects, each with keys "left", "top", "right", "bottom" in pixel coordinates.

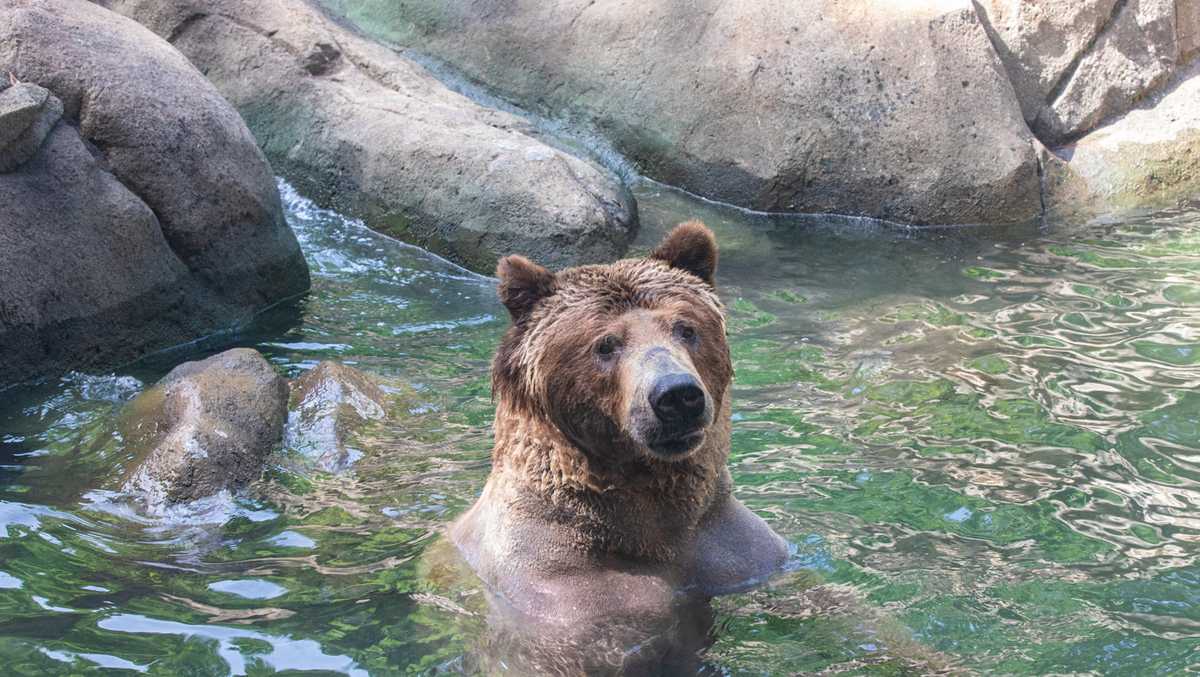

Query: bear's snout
[
  {"left": 650, "top": 373, "right": 706, "bottom": 424},
  {"left": 627, "top": 347, "right": 713, "bottom": 459}
]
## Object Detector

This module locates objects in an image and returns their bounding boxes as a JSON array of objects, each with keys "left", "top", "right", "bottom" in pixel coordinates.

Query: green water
[{"left": 2, "top": 179, "right": 1200, "bottom": 675}]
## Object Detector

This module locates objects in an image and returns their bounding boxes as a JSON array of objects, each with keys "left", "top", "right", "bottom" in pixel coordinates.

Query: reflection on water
[
  {"left": 97, "top": 614, "right": 366, "bottom": 676},
  {"left": 1, "top": 178, "right": 1199, "bottom": 673}
]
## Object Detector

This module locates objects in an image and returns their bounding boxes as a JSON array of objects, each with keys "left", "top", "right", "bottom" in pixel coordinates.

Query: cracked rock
[
  {"left": 1043, "top": 61, "right": 1200, "bottom": 219},
  {"left": 978, "top": 0, "right": 1192, "bottom": 145}
]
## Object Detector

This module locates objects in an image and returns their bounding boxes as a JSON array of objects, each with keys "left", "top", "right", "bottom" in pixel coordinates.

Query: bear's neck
[{"left": 489, "top": 400, "right": 730, "bottom": 562}]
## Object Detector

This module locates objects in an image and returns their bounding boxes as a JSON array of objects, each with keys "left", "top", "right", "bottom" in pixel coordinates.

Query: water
[{"left": 2, "top": 179, "right": 1199, "bottom": 675}]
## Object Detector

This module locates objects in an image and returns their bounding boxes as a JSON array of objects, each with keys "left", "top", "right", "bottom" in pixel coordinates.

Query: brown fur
[
  {"left": 452, "top": 222, "right": 787, "bottom": 627},
  {"left": 649, "top": 219, "right": 718, "bottom": 284}
]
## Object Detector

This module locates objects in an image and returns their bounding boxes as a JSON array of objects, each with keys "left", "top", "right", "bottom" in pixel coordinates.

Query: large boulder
[
  {"left": 120, "top": 349, "right": 289, "bottom": 510},
  {"left": 1043, "top": 61, "right": 1200, "bottom": 219},
  {"left": 0, "top": 0, "right": 309, "bottom": 385},
  {"left": 317, "top": 0, "right": 1042, "bottom": 226},
  {"left": 99, "top": 0, "right": 637, "bottom": 274},
  {"left": 978, "top": 0, "right": 1195, "bottom": 144}
]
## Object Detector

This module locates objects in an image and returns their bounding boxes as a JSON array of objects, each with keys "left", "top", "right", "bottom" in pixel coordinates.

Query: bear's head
[{"left": 492, "top": 221, "right": 732, "bottom": 465}]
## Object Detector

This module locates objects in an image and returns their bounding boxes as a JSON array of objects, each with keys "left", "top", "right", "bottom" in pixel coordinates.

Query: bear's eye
[
  {"left": 674, "top": 322, "right": 698, "bottom": 344},
  {"left": 595, "top": 335, "right": 622, "bottom": 358}
]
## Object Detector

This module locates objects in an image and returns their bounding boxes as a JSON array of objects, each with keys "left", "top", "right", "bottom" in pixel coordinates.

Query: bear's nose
[{"left": 649, "top": 374, "right": 706, "bottom": 424}]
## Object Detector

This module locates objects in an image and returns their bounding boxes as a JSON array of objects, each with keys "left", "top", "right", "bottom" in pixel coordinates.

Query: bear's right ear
[
  {"left": 650, "top": 220, "right": 718, "bottom": 285},
  {"left": 496, "top": 255, "right": 556, "bottom": 322}
]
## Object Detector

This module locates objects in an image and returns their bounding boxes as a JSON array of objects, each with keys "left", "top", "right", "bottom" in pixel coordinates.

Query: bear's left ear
[
  {"left": 650, "top": 220, "right": 718, "bottom": 285},
  {"left": 496, "top": 254, "right": 557, "bottom": 322}
]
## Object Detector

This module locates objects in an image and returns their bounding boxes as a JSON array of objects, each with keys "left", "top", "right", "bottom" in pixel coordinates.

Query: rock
[
  {"left": 99, "top": 0, "right": 637, "bottom": 274},
  {"left": 974, "top": 0, "right": 1118, "bottom": 128},
  {"left": 316, "top": 0, "right": 1042, "bottom": 226},
  {"left": 1183, "top": 1, "right": 1200, "bottom": 59},
  {"left": 1042, "top": 62, "right": 1200, "bottom": 219},
  {"left": 286, "top": 362, "right": 390, "bottom": 473},
  {"left": 121, "top": 349, "right": 289, "bottom": 509},
  {"left": 0, "top": 82, "right": 62, "bottom": 172},
  {"left": 0, "top": 0, "right": 309, "bottom": 385},
  {"left": 978, "top": 0, "right": 1190, "bottom": 144},
  {"left": 0, "top": 82, "right": 49, "bottom": 146},
  {"left": 1037, "top": 0, "right": 1179, "bottom": 142}
]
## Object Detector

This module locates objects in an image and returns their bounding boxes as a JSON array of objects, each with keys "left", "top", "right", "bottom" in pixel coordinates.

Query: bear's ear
[
  {"left": 496, "top": 255, "right": 557, "bottom": 322},
  {"left": 650, "top": 220, "right": 718, "bottom": 285}
]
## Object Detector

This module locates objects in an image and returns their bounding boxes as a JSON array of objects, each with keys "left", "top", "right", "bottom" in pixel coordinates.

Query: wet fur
[{"left": 452, "top": 222, "right": 787, "bottom": 625}]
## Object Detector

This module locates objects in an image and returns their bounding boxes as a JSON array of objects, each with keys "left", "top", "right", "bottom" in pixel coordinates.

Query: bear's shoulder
[{"left": 682, "top": 495, "right": 790, "bottom": 596}]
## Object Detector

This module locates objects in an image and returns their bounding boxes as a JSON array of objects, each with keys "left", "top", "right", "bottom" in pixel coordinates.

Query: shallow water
[{"left": 2, "top": 179, "right": 1199, "bottom": 674}]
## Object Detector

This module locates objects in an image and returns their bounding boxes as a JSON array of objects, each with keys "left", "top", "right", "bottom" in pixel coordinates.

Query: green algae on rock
[{"left": 121, "top": 349, "right": 289, "bottom": 511}]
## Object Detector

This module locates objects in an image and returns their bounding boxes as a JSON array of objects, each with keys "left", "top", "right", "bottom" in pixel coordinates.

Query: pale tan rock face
[
  {"left": 316, "top": 0, "right": 1042, "bottom": 227},
  {"left": 975, "top": 0, "right": 1119, "bottom": 127},
  {"left": 1182, "top": 0, "right": 1200, "bottom": 59},
  {"left": 1043, "top": 61, "right": 1200, "bottom": 220},
  {"left": 99, "top": 0, "right": 638, "bottom": 274},
  {"left": 1039, "top": 0, "right": 1179, "bottom": 142},
  {"left": 121, "top": 349, "right": 289, "bottom": 511},
  {"left": 979, "top": 0, "right": 1197, "bottom": 144}
]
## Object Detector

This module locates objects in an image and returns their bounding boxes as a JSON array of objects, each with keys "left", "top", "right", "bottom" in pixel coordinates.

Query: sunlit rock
[
  {"left": 978, "top": 0, "right": 1189, "bottom": 144},
  {"left": 315, "top": 0, "right": 1042, "bottom": 227},
  {"left": 1043, "top": 61, "right": 1200, "bottom": 220},
  {"left": 286, "top": 361, "right": 389, "bottom": 473},
  {"left": 120, "top": 349, "right": 288, "bottom": 511},
  {"left": 99, "top": 0, "right": 638, "bottom": 274}
]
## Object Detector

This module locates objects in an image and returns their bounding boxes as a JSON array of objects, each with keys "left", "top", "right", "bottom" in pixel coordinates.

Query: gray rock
[
  {"left": 0, "top": 82, "right": 62, "bottom": 172},
  {"left": 1182, "top": 0, "right": 1200, "bottom": 60},
  {"left": 979, "top": 0, "right": 1190, "bottom": 144},
  {"left": 0, "top": 0, "right": 309, "bottom": 385},
  {"left": 286, "top": 361, "right": 389, "bottom": 473},
  {"left": 0, "top": 82, "right": 49, "bottom": 147},
  {"left": 99, "top": 0, "right": 638, "bottom": 273},
  {"left": 317, "top": 0, "right": 1042, "bottom": 226},
  {"left": 121, "top": 349, "right": 289, "bottom": 510},
  {"left": 1037, "top": 0, "right": 1179, "bottom": 143}
]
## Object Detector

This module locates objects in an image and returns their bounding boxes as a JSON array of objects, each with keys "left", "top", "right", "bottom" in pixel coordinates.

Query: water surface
[{"left": 1, "top": 179, "right": 1199, "bottom": 674}]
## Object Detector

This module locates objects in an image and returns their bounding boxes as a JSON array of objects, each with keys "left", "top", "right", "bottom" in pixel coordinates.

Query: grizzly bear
[{"left": 450, "top": 221, "right": 788, "bottom": 626}]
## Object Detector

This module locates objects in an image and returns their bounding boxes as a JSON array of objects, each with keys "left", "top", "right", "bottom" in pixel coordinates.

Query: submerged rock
[
  {"left": 287, "top": 361, "right": 389, "bottom": 473},
  {"left": 317, "top": 0, "right": 1041, "bottom": 227},
  {"left": 100, "top": 0, "right": 638, "bottom": 274},
  {"left": 0, "top": 0, "right": 309, "bottom": 386},
  {"left": 121, "top": 349, "right": 288, "bottom": 510}
]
